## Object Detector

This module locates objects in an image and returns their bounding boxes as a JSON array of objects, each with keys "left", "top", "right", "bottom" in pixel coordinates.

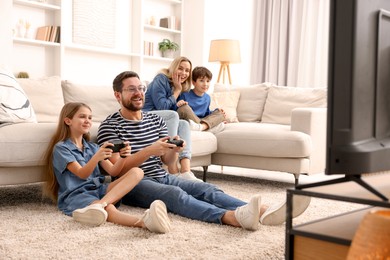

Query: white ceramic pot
[{"left": 162, "top": 50, "right": 175, "bottom": 58}]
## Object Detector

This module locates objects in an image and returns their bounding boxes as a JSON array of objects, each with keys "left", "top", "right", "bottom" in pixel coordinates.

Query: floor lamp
[
  {"left": 208, "top": 39, "right": 241, "bottom": 173},
  {"left": 208, "top": 39, "right": 241, "bottom": 85}
]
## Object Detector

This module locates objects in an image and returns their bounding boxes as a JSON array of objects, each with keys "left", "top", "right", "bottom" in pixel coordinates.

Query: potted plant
[{"left": 158, "top": 38, "right": 179, "bottom": 58}]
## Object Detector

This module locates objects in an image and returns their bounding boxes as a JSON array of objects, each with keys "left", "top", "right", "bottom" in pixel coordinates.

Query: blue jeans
[
  {"left": 149, "top": 110, "right": 191, "bottom": 160},
  {"left": 122, "top": 174, "right": 246, "bottom": 224}
]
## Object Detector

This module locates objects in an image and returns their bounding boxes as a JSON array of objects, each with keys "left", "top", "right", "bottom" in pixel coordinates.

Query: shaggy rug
[{"left": 0, "top": 168, "right": 363, "bottom": 260}]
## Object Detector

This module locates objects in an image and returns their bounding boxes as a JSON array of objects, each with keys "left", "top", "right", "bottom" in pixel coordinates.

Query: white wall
[
  {"left": 0, "top": 0, "right": 13, "bottom": 68},
  {"left": 1, "top": 0, "right": 254, "bottom": 85},
  {"left": 183, "top": 0, "right": 254, "bottom": 87}
]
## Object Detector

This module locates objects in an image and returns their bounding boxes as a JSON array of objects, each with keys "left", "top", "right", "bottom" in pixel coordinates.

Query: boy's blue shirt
[{"left": 178, "top": 89, "right": 215, "bottom": 118}]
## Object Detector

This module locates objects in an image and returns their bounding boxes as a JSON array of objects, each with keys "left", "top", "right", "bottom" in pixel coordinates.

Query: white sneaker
[
  {"left": 259, "top": 195, "right": 311, "bottom": 225},
  {"left": 72, "top": 202, "right": 108, "bottom": 226},
  {"left": 189, "top": 120, "right": 203, "bottom": 131},
  {"left": 234, "top": 195, "right": 261, "bottom": 231},
  {"left": 139, "top": 200, "right": 171, "bottom": 233},
  {"left": 178, "top": 171, "right": 203, "bottom": 182},
  {"left": 207, "top": 122, "right": 225, "bottom": 134}
]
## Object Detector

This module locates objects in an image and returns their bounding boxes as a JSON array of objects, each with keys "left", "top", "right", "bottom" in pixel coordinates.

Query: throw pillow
[
  {"left": 214, "top": 83, "right": 272, "bottom": 122},
  {"left": 0, "top": 67, "right": 37, "bottom": 126},
  {"left": 18, "top": 76, "right": 63, "bottom": 123},
  {"left": 61, "top": 81, "right": 120, "bottom": 123},
  {"left": 261, "top": 85, "right": 327, "bottom": 125},
  {"left": 210, "top": 90, "right": 240, "bottom": 123}
]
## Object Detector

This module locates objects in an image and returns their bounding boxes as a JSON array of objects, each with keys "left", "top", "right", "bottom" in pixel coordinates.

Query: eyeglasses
[{"left": 122, "top": 85, "right": 146, "bottom": 94}]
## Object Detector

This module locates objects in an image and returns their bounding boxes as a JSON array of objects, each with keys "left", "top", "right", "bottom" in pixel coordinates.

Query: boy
[{"left": 176, "top": 66, "right": 225, "bottom": 133}]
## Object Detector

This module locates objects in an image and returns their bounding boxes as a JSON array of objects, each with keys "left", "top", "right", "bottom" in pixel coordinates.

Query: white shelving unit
[
  {"left": 12, "top": 0, "right": 61, "bottom": 77},
  {"left": 11, "top": 0, "right": 184, "bottom": 84},
  {"left": 140, "top": 0, "right": 183, "bottom": 80}
]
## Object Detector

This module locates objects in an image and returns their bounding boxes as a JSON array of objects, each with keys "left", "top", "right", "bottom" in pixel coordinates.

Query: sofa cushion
[
  {"left": 215, "top": 122, "right": 312, "bottom": 158},
  {"left": 261, "top": 86, "right": 327, "bottom": 125},
  {"left": 62, "top": 81, "right": 120, "bottom": 123},
  {"left": 18, "top": 76, "right": 63, "bottom": 123},
  {"left": 235, "top": 84, "right": 270, "bottom": 122},
  {"left": 0, "top": 123, "right": 56, "bottom": 167},
  {"left": 190, "top": 131, "right": 217, "bottom": 156},
  {"left": 0, "top": 67, "right": 37, "bottom": 125},
  {"left": 209, "top": 90, "right": 240, "bottom": 123},
  {"left": 213, "top": 83, "right": 272, "bottom": 122},
  {"left": 0, "top": 123, "right": 99, "bottom": 167}
]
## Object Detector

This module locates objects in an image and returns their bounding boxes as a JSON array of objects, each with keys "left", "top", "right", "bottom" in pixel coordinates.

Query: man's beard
[{"left": 122, "top": 97, "right": 144, "bottom": 111}]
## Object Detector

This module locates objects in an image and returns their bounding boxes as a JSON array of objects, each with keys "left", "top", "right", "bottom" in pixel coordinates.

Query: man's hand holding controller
[
  {"left": 108, "top": 140, "right": 130, "bottom": 158},
  {"left": 166, "top": 139, "right": 184, "bottom": 147}
]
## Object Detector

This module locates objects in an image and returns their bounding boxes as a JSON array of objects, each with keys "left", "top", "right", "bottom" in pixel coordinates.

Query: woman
[{"left": 143, "top": 56, "right": 201, "bottom": 181}]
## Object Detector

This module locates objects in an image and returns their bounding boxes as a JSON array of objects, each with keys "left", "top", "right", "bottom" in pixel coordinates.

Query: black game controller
[
  {"left": 108, "top": 140, "right": 126, "bottom": 153},
  {"left": 166, "top": 139, "right": 184, "bottom": 147}
]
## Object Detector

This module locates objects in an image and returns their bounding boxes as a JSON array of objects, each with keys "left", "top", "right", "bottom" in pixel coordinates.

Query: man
[{"left": 97, "top": 71, "right": 310, "bottom": 230}]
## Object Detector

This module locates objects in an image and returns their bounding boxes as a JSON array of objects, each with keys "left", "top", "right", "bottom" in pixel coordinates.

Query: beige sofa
[
  {"left": 208, "top": 83, "right": 327, "bottom": 184},
  {"left": 0, "top": 77, "right": 327, "bottom": 187}
]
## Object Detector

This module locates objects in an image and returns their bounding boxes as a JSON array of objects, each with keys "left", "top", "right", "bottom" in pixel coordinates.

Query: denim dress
[{"left": 53, "top": 138, "right": 108, "bottom": 216}]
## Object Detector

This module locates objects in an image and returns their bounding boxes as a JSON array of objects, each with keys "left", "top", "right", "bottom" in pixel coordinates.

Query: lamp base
[{"left": 217, "top": 62, "right": 232, "bottom": 84}]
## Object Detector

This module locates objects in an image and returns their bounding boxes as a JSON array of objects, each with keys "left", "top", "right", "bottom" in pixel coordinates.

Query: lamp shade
[{"left": 208, "top": 39, "right": 241, "bottom": 63}]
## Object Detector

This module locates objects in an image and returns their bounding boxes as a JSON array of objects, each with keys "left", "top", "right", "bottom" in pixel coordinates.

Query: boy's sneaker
[
  {"left": 234, "top": 195, "right": 261, "bottom": 231},
  {"left": 189, "top": 120, "right": 203, "bottom": 131},
  {"left": 207, "top": 122, "right": 225, "bottom": 134},
  {"left": 178, "top": 171, "right": 203, "bottom": 182},
  {"left": 260, "top": 195, "right": 311, "bottom": 225},
  {"left": 72, "top": 202, "right": 108, "bottom": 226},
  {"left": 140, "top": 200, "right": 171, "bottom": 233}
]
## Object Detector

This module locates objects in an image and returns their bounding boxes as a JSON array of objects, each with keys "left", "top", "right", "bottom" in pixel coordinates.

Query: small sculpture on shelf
[
  {"left": 158, "top": 39, "right": 179, "bottom": 58},
  {"left": 16, "top": 19, "right": 32, "bottom": 38}
]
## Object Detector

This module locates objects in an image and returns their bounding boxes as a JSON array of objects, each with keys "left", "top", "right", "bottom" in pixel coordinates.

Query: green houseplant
[{"left": 158, "top": 38, "right": 179, "bottom": 58}]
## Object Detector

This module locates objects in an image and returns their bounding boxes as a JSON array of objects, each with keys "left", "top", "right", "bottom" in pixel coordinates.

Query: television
[{"left": 325, "top": 0, "right": 390, "bottom": 199}]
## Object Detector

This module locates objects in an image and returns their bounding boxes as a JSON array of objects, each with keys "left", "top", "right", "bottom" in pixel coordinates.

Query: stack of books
[
  {"left": 144, "top": 41, "right": 154, "bottom": 56},
  {"left": 35, "top": 26, "right": 60, "bottom": 43}
]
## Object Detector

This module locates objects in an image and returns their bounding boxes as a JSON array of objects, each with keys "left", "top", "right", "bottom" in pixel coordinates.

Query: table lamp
[{"left": 208, "top": 39, "right": 241, "bottom": 84}]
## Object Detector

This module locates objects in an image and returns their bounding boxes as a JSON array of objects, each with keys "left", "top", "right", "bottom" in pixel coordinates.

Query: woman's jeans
[
  {"left": 149, "top": 110, "right": 191, "bottom": 160},
  {"left": 122, "top": 174, "right": 246, "bottom": 223}
]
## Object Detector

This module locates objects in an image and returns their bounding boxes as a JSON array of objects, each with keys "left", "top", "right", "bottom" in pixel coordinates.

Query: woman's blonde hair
[
  {"left": 160, "top": 56, "right": 192, "bottom": 92},
  {"left": 43, "top": 102, "right": 92, "bottom": 202}
]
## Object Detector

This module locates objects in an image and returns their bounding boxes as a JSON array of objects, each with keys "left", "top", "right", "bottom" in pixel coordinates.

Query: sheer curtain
[{"left": 251, "top": 0, "right": 329, "bottom": 88}]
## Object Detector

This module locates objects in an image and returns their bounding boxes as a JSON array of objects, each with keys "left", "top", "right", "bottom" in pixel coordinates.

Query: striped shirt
[{"left": 97, "top": 111, "right": 168, "bottom": 178}]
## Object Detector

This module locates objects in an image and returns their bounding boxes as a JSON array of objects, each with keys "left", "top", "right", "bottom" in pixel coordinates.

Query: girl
[
  {"left": 143, "top": 56, "right": 201, "bottom": 182},
  {"left": 44, "top": 102, "right": 170, "bottom": 233}
]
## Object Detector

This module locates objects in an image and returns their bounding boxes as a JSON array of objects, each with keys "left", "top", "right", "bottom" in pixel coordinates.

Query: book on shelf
[
  {"left": 49, "top": 26, "right": 57, "bottom": 42},
  {"left": 35, "top": 26, "right": 61, "bottom": 43},
  {"left": 55, "top": 27, "right": 60, "bottom": 43},
  {"left": 143, "top": 41, "right": 154, "bottom": 56},
  {"left": 35, "top": 26, "right": 50, "bottom": 41}
]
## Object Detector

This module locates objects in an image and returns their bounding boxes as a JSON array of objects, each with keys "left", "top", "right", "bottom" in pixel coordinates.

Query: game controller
[
  {"left": 166, "top": 139, "right": 184, "bottom": 147},
  {"left": 108, "top": 140, "right": 126, "bottom": 153}
]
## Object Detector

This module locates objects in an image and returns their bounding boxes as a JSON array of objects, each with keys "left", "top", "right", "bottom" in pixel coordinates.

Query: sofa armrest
[{"left": 291, "top": 107, "right": 327, "bottom": 174}]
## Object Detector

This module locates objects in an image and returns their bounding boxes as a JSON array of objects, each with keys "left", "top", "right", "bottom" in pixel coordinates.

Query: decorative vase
[
  {"left": 24, "top": 28, "right": 31, "bottom": 38},
  {"left": 17, "top": 25, "right": 26, "bottom": 38},
  {"left": 162, "top": 50, "right": 175, "bottom": 58}
]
